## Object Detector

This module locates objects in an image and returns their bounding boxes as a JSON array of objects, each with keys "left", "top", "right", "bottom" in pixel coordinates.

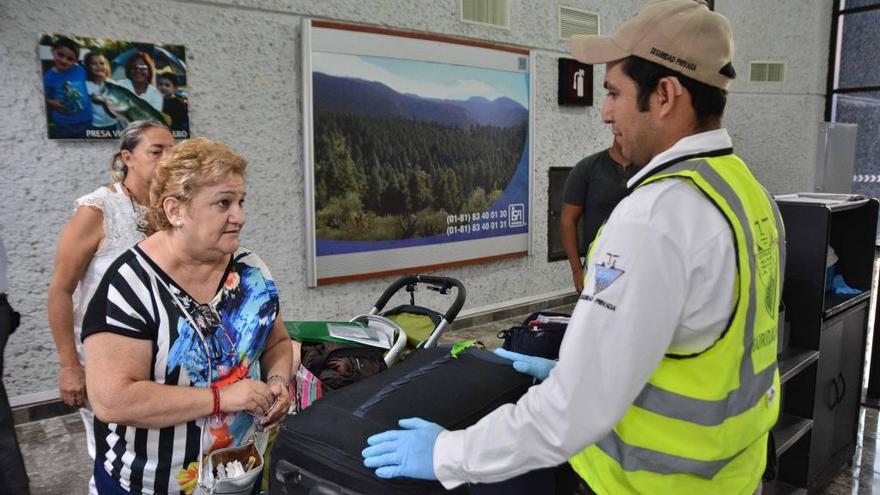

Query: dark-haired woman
[
  {"left": 119, "top": 51, "right": 163, "bottom": 111},
  {"left": 47, "top": 120, "right": 174, "bottom": 495}
]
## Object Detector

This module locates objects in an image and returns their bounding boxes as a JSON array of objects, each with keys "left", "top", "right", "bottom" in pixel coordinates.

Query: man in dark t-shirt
[{"left": 561, "top": 137, "right": 641, "bottom": 293}]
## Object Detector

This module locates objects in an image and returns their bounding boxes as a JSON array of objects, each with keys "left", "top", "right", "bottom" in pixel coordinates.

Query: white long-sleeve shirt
[{"left": 434, "top": 129, "right": 738, "bottom": 488}]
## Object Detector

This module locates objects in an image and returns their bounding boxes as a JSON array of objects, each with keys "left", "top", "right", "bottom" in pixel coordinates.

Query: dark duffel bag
[
  {"left": 269, "top": 344, "right": 534, "bottom": 495},
  {"left": 497, "top": 311, "right": 570, "bottom": 360}
]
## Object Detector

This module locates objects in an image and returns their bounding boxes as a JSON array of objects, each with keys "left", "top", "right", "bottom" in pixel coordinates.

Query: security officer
[{"left": 362, "top": 1, "right": 784, "bottom": 493}]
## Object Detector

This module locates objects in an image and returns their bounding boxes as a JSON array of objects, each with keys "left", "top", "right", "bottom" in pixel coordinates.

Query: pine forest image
[{"left": 311, "top": 53, "right": 529, "bottom": 242}]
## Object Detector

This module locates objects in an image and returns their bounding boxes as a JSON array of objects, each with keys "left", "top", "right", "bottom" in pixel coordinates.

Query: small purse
[{"left": 198, "top": 437, "right": 265, "bottom": 495}]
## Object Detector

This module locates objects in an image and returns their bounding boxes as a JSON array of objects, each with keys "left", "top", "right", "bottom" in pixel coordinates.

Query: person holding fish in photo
[
  {"left": 84, "top": 51, "right": 122, "bottom": 133},
  {"left": 118, "top": 51, "right": 164, "bottom": 112},
  {"left": 92, "top": 79, "right": 172, "bottom": 130}
]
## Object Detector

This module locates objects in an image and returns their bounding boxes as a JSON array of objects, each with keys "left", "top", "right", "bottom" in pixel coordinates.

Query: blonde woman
[
  {"left": 83, "top": 138, "right": 292, "bottom": 495},
  {"left": 47, "top": 120, "right": 174, "bottom": 494}
]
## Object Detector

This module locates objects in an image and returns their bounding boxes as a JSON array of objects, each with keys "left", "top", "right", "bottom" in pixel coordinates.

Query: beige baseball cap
[{"left": 570, "top": 0, "right": 735, "bottom": 90}]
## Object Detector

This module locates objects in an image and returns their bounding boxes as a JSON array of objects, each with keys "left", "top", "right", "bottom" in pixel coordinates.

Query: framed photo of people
[
  {"left": 39, "top": 34, "right": 190, "bottom": 139},
  {"left": 302, "top": 20, "right": 534, "bottom": 286}
]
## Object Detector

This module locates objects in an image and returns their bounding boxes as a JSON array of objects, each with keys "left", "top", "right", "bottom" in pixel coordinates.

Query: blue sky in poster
[{"left": 313, "top": 52, "right": 529, "bottom": 108}]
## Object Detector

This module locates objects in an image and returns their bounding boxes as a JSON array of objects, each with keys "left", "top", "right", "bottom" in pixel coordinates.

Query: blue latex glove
[
  {"left": 825, "top": 264, "right": 837, "bottom": 291},
  {"left": 832, "top": 274, "right": 861, "bottom": 295},
  {"left": 362, "top": 418, "right": 444, "bottom": 480},
  {"left": 494, "top": 348, "right": 557, "bottom": 381}
]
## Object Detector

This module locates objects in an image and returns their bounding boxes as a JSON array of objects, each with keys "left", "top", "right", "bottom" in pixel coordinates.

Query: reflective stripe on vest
[
  {"left": 629, "top": 159, "right": 783, "bottom": 428},
  {"left": 570, "top": 154, "right": 783, "bottom": 492}
]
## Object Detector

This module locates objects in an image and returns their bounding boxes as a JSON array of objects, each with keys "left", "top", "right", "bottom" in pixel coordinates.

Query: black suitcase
[{"left": 269, "top": 345, "right": 534, "bottom": 495}]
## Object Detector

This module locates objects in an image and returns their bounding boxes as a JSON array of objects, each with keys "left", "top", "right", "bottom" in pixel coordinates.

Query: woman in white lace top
[{"left": 47, "top": 121, "right": 174, "bottom": 494}]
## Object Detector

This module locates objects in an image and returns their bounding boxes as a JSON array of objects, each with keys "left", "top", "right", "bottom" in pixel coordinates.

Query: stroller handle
[{"left": 374, "top": 274, "right": 467, "bottom": 323}]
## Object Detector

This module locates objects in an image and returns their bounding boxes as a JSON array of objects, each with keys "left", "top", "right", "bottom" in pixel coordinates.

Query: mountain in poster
[
  {"left": 312, "top": 71, "right": 528, "bottom": 244},
  {"left": 313, "top": 72, "right": 527, "bottom": 128}
]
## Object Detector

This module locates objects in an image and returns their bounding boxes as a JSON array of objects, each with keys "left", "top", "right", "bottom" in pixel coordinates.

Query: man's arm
[
  {"left": 561, "top": 157, "right": 594, "bottom": 293},
  {"left": 560, "top": 203, "right": 585, "bottom": 293},
  {"left": 433, "top": 218, "right": 689, "bottom": 488}
]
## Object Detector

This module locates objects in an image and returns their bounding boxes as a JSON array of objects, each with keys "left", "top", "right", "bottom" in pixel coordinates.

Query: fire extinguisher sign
[{"left": 558, "top": 57, "right": 592, "bottom": 107}]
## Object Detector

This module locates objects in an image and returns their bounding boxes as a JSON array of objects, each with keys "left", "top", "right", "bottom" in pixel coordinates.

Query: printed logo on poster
[{"left": 508, "top": 204, "right": 525, "bottom": 227}]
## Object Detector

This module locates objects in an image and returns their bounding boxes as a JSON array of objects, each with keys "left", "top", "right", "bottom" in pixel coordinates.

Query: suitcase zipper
[{"left": 354, "top": 354, "right": 453, "bottom": 417}]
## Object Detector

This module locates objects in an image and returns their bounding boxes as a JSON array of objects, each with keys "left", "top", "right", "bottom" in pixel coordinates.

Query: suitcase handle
[
  {"left": 275, "top": 459, "right": 358, "bottom": 494},
  {"left": 353, "top": 353, "right": 454, "bottom": 418}
]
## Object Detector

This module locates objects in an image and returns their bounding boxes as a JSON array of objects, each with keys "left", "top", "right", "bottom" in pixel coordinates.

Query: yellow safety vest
[{"left": 571, "top": 152, "right": 785, "bottom": 494}]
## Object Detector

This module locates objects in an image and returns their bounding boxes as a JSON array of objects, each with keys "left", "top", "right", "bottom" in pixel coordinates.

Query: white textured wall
[
  {"left": 719, "top": 0, "right": 832, "bottom": 193},
  {"left": 0, "top": 0, "right": 829, "bottom": 397}
]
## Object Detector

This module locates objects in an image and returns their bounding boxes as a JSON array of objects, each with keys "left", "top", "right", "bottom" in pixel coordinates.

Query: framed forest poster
[{"left": 303, "top": 20, "right": 533, "bottom": 286}]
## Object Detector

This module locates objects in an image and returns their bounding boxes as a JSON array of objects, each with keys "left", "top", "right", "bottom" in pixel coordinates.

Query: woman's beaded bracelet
[{"left": 210, "top": 383, "right": 221, "bottom": 415}]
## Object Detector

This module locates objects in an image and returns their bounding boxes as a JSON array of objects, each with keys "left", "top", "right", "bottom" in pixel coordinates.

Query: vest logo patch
[
  {"left": 580, "top": 293, "right": 616, "bottom": 311},
  {"left": 753, "top": 217, "right": 779, "bottom": 315},
  {"left": 752, "top": 326, "right": 777, "bottom": 353},
  {"left": 594, "top": 253, "right": 624, "bottom": 295}
]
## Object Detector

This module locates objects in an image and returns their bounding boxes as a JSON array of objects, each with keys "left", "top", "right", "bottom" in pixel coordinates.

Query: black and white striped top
[{"left": 82, "top": 246, "right": 279, "bottom": 494}]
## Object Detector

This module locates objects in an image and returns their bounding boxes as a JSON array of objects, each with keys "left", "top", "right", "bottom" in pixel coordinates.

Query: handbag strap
[
  {"left": 130, "top": 248, "right": 215, "bottom": 370},
  {"left": 130, "top": 249, "right": 224, "bottom": 493}
]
